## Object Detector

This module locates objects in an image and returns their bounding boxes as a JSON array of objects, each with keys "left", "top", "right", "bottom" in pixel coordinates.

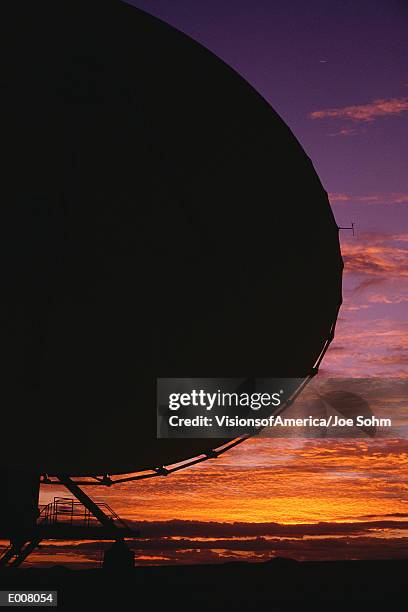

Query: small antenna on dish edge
[{"left": 338, "top": 222, "right": 355, "bottom": 236}]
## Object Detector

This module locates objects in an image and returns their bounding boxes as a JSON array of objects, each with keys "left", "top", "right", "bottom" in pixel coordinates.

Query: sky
[
  {"left": 12, "top": 0, "right": 408, "bottom": 567},
  {"left": 120, "top": 0, "right": 408, "bottom": 380}
]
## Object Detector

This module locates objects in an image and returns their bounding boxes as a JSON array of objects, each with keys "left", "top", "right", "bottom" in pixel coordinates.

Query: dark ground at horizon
[{"left": 0, "top": 559, "right": 405, "bottom": 609}]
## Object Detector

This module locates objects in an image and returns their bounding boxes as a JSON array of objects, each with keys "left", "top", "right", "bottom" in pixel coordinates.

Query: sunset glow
[{"left": 7, "top": 0, "right": 407, "bottom": 568}]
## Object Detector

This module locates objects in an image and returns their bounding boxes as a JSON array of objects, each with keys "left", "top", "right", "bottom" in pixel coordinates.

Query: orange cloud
[
  {"left": 342, "top": 241, "right": 408, "bottom": 278},
  {"left": 28, "top": 436, "right": 408, "bottom": 566},
  {"left": 39, "top": 438, "right": 407, "bottom": 525},
  {"left": 310, "top": 96, "right": 408, "bottom": 122}
]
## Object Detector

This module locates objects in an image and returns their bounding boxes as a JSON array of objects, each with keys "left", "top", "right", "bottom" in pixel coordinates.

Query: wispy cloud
[
  {"left": 330, "top": 193, "right": 408, "bottom": 205},
  {"left": 328, "top": 127, "right": 360, "bottom": 137},
  {"left": 323, "top": 230, "right": 408, "bottom": 376},
  {"left": 310, "top": 96, "right": 408, "bottom": 122},
  {"left": 368, "top": 293, "right": 408, "bottom": 305},
  {"left": 342, "top": 241, "right": 408, "bottom": 278}
]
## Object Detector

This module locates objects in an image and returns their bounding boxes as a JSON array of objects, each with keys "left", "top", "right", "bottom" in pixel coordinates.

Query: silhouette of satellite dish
[
  {"left": 0, "top": 0, "right": 343, "bottom": 568},
  {"left": 3, "top": 0, "right": 342, "bottom": 479}
]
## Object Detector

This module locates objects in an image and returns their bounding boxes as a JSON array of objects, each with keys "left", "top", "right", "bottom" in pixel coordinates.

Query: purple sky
[
  {"left": 125, "top": 1, "right": 408, "bottom": 203},
  {"left": 125, "top": 0, "right": 408, "bottom": 377}
]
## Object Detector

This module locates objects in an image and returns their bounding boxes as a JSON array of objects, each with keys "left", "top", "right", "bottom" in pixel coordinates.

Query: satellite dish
[{"left": 2, "top": 0, "right": 342, "bottom": 478}]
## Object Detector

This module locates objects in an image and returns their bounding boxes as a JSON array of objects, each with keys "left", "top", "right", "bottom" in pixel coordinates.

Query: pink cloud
[
  {"left": 341, "top": 242, "right": 408, "bottom": 278},
  {"left": 322, "top": 231, "right": 408, "bottom": 376},
  {"left": 328, "top": 127, "right": 360, "bottom": 137},
  {"left": 329, "top": 192, "right": 408, "bottom": 205},
  {"left": 368, "top": 293, "right": 408, "bottom": 305},
  {"left": 310, "top": 96, "right": 408, "bottom": 122}
]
